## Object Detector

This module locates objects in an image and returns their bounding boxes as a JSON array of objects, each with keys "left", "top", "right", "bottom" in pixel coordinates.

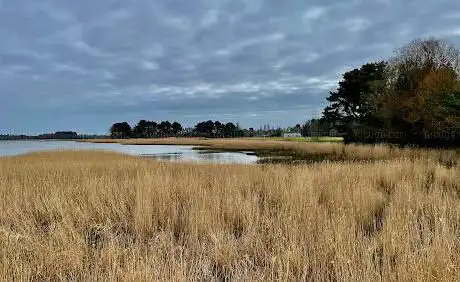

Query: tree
[
  {"left": 159, "top": 121, "right": 172, "bottom": 136},
  {"left": 54, "top": 131, "right": 78, "bottom": 139},
  {"left": 195, "top": 120, "right": 215, "bottom": 136},
  {"left": 193, "top": 120, "right": 240, "bottom": 137},
  {"left": 301, "top": 118, "right": 332, "bottom": 137},
  {"left": 171, "top": 122, "right": 183, "bottom": 135},
  {"left": 145, "top": 121, "right": 158, "bottom": 137},
  {"left": 224, "top": 122, "right": 237, "bottom": 137},
  {"left": 270, "top": 128, "right": 283, "bottom": 137},
  {"left": 369, "top": 38, "right": 460, "bottom": 145},
  {"left": 110, "top": 122, "right": 132, "bottom": 138},
  {"left": 323, "top": 62, "right": 386, "bottom": 133},
  {"left": 133, "top": 120, "right": 148, "bottom": 138},
  {"left": 295, "top": 124, "right": 301, "bottom": 132},
  {"left": 214, "top": 121, "right": 223, "bottom": 136},
  {"left": 132, "top": 120, "right": 182, "bottom": 137},
  {"left": 443, "top": 91, "right": 460, "bottom": 116}
]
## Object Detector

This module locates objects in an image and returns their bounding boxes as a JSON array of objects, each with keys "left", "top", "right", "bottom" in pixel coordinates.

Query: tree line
[
  {"left": 193, "top": 120, "right": 244, "bottom": 137},
  {"left": 0, "top": 132, "right": 83, "bottom": 140},
  {"left": 317, "top": 37, "right": 460, "bottom": 147},
  {"left": 110, "top": 121, "right": 182, "bottom": 138},
  {"left": 110, "top": 120, "right": 245, "bottom": 138}
]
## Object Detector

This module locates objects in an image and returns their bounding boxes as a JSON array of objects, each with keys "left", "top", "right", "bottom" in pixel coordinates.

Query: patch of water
[{"left": 0, "top": 141, "right": 259, "bottom": 164}]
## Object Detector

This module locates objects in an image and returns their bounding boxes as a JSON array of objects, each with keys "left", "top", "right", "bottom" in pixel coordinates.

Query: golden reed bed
[{"left": 0, "top": 149, "right": 459, "bottom": 280}]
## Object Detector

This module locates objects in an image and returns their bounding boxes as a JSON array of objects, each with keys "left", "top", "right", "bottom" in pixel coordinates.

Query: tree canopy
[
  {"left": 323, "top": 37, "right": 460, "bottom": 147},
  {"left": 194, "top": 120, "right": 241, "bottom": 137},
  {"left": 110, "top": 122, "right": 132, "bottom": 138},
  {"left": 111, "top": 120, "right": 183, "bottom": 138},
  {"left": 110, "top": 120, "right": 243, "bottom": 138},
  {"left": 323, "top": 62, "right": 386, "bottom": 132}
]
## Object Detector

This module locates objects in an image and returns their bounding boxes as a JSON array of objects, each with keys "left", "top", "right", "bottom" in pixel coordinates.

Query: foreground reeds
[{"left": 1, "top": 150, "right": 460, "bottom": 280}]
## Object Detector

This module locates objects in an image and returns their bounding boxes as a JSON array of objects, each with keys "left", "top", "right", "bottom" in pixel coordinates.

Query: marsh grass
[
  {"left": 83, "top": 138, "right": 459, "bottom": 165},
  {"left": 252, "top": 136, "right": 344, "bottom": 142},
  {"left": 1, "top": 148, "right": 460, "bottom": 280}
]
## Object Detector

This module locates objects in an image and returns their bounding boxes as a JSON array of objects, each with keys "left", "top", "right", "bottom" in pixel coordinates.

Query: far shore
[
  {"left": 78, "top": 136, "right": 344, "bottom": 145},
  {"left": 78, "top": 137, "right": 458, "bottom": 165}
]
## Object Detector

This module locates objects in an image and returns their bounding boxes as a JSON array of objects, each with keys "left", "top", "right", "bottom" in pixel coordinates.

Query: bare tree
[{"left": 390, "top": 37, "right": 460, "bottom": 79}]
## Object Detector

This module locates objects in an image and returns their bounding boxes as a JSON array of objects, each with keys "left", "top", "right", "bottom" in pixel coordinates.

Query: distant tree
[
  {"left": 195, "top": 120, "right": 215, "bottom": 136},
  {"left": 214, "top": 121, "right": 223, "bottom": 136},
  {"left": 193, "top": 120, "right": 242, "bottom": 137},
  {"left": 301, "top": 118, "right": 332, "bottom": 137},
  {"left": 54, "top": 131, "right": 78, "bottom": 139},
  {"left": 159, "top": 121, "right": 172, "bottom": 136},
  {"left": 131, "top": 120, "right": 182, "bottom": 137},
  {"left": 295, "top": 124, "right": 301, "bottom": 132},
  {"left": 133, "top": 120, "right": 148, "bottom": 138},
  {"left": 224, "top": 122, "right": 236, "bottom": 137},
  {"left": 270, "top": 128, "right": 283, "bottom": 137},
  {"left": 145, "top": 121, "right": 158, "bottom": 137},
  {"left": 171, "top": 122, "right": 183, "bottom": 135},
  {"left": 323, "top": 62, "right": 386, "bottom": 133},
  {"left": 110, "top": 122, "right": 132, "bottom": 138}
]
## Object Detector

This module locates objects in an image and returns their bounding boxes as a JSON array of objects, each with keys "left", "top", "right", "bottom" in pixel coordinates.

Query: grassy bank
[
  {"left": 1, "top": 151, "right": 460, "bottom": 280},
  {"left": 81, "top": 138, "right": 459, "bottom": 165},
  {"left": 252, "top": 136, "right": 344, "bottom": 142}
]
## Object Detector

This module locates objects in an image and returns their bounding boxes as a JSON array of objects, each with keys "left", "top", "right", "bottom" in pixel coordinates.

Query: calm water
[{"left": 0, "top": 141, "right": 259, "bottom": 164}]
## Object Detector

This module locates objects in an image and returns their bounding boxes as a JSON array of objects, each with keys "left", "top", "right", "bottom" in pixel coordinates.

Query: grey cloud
[{"left": 1, "top": 0, "right": 460, "bottom": 134}]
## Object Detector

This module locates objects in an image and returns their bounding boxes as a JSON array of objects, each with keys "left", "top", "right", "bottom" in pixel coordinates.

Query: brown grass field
[{"left": 1, "top": 143, "right": 460, "bottom": 280}]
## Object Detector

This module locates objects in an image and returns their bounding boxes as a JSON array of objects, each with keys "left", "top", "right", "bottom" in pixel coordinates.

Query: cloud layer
[{"left": 1, "top": 0, "right": 460, "bottom": 133}]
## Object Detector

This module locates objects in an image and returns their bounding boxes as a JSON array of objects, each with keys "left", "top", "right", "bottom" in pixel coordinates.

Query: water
[{"left": 0, "top": 141, "right": 259, "bottom": 164}]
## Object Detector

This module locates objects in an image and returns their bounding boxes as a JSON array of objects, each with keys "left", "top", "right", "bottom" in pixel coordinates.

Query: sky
[{"left": 1, "top": 0, "right": 460, "bottom": 134}]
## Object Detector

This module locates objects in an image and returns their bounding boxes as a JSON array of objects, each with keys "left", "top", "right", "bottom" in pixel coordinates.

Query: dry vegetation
[
  {"left": 83, "top": 137, "right": 459, "bottom": 165},
  {"left": 1, "top": 147, "right": 460, "bottom": 280}
]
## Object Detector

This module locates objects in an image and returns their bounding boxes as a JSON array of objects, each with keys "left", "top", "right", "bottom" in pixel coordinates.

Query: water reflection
[{"left": 148, "top": 151, "right": 259, "bottom": 164}]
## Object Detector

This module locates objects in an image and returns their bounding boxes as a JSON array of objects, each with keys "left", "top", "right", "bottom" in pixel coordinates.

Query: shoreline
[{"left": 78, "top": 137, "right": 459, "bottom": 166}]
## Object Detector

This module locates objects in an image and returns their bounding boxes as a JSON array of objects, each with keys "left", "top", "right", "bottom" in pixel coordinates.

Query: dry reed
[
  {"left": 82, "top": 138, "right": 459, "bottom": 165},
  {"left": 1, "top": 149, "right": 459, "bottom": 280}
]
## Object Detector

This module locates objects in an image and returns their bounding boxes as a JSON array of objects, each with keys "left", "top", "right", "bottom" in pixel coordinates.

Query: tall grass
[{"left": 1, "top": 150, "right": 459, "bottom": 280}]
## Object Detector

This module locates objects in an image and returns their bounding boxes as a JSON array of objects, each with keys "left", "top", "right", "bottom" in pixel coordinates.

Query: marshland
[
  {"left": 2, "top": 9, "right": 460, "bottom": 280},
  {"left": 1, "top": 142, "right": 459, "bottom": 280}
]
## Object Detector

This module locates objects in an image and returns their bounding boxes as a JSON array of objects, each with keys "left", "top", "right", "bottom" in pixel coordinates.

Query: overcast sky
[{"left": 1, "top": 0, "right": 460, "bottom": 134}]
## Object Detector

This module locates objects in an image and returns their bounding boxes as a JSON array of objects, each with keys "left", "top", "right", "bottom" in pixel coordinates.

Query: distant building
[{"left": 283, "top": 132, "right": 302, "bottom": 138}]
